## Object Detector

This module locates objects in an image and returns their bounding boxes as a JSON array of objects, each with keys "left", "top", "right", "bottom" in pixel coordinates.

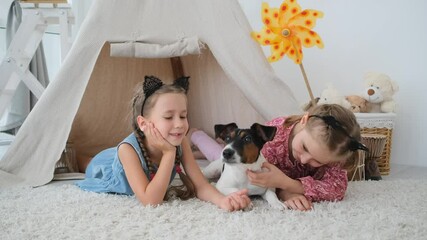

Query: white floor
[{"left": 382, "top": 163, "right": 427, "bottom": 180}]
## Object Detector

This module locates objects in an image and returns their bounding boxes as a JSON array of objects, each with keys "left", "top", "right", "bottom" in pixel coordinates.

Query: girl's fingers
[
  {"left": 242, "top": 195, "right": 251, "bottom": 206},
  {"left": 246, "top": 170, "right": 253, "bottom": 180},
  {"left": 148, "top": 123, "right": 158, "bottom": 137},
  {"left": 247, "top": 172, "right": 268, "bottom": 187},
  {"left": 301, "top": 198, "right": 312, "bottom": 210},
  {"left": 235, "top": 188, "right": 249, "bottom": 196},
  {"left": 286, "top": 199, "right": 302, "bottom": 211},
  {"left": 228, "top": 196, "right": 239, "bottom": 211},
  {"left": 246, "top": 171, "right": 260, "bottom": 183},
  {"left": 232, "top": 194, "right": 249, "bottom": 209},
  {"left": 261, "top": 162, "right": 271, "bottom": 169},
  {"left": 144, "top": 123, "right": 171, "bottom": 150},
  {"left": 285, "top": 200, "right": 297, "bottom": 210},
  {"left": 294, "top": 199, "right": 306, "bottom": 211},
  {"left": 144, "top": 122, "right": 154, "bottom": 137},
  {"left": 284, "top": 196, "right": 313, "bottom": 211},
  {"left": 152, "top": 124, "right": 162, "bottom": 138},
  {"left": 227, "top": 192, "right": 251, "bottom": 210},
  {"left": 295, "top": 198, "right": 312, "bottom": 211},
  {"left": 228, "top": 195, "right": 239, "bottom": 210}
]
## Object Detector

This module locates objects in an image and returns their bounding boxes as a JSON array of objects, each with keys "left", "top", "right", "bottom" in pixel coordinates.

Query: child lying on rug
[
  {"left": 189, "top": 104, "right": 367, "bottom": 211},
  {"left": 76, "top": 76, "right": 251, "bottom": 211}
]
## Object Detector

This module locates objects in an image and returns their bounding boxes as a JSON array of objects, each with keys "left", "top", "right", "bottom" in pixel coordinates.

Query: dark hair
[
  {"left": 130, "top": 82, "right": 196, "bottom": 200},
  {"left": 284, "top": 104, "right": 363, "bottom": 172}
]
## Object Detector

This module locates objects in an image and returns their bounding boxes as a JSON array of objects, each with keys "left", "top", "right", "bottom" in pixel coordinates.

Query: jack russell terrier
[{"left": 203, "top": 123, "right": 286, "bottom": 210}]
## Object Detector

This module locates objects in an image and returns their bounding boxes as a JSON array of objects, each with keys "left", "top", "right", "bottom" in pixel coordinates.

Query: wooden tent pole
[{"left": 170, "top": 57, "right": 184, "bottom": 79}]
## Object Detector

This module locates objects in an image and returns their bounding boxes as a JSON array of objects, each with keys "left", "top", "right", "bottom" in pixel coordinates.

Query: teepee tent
[{"left": 0, "top": 0, "right": 300, "bottom": 187}]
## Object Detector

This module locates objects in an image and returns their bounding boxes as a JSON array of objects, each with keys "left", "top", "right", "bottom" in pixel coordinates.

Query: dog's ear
[
  {"left": 251, "top": 123, "right": 277, "bottom": 144},
  {"left": 214, "top": 123, "right": 238, "bottom": 140}
]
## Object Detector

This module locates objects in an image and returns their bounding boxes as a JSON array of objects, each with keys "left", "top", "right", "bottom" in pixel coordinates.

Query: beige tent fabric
[
  {"left": 110, "top": 37, "right": 202, "bottom": 58},
  {"left": 0, "top": 0, "right": 301, "bottom": 187}
]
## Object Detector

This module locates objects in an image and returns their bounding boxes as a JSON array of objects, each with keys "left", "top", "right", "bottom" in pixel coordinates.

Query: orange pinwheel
[
  {"left": 251, "top": 0, "right": 324, "bottom": 64},
  {"left": 251, "top": 0, "right": 324, "bottom": 105}
]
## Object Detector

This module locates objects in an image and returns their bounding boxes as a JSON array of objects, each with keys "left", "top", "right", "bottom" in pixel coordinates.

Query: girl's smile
[
  {"left": 147, "top": 92, "right": 189, "bottom": 146},
  {"left": 168, "top": 132, "right": 185, "bottom": 142}
]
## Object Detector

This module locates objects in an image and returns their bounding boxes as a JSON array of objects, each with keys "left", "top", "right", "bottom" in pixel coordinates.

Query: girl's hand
[
  {"left": 142, "top": 122, "right": 175, "bottom": 154},
  {"left": 247, "top": 162, "right": 286, "bottom": 188},
  {"left": 283, "top": 193, "right": 313, "bottom": 211},
  {"left": 218, "top": 189, "right": 252, "bottom": 212}
]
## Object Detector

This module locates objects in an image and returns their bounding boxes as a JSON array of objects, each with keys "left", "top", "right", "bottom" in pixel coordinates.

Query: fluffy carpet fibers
[{"left": 1, "top": 180, "right": 426, "bottom": 240}]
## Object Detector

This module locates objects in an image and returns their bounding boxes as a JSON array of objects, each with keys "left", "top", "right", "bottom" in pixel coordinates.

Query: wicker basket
[
  {"left": 361, "top": 133, "right": 387, "bottom": 180},
  {"left": 355, "top": 113, "right": 395, "bottom": 176},
  {"left": 360, "top": 128, "right": 392, "bottom": 175}
]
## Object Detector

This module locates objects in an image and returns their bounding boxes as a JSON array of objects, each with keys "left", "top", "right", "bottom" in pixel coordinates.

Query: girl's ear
[
  {"left": 137, "top": 115, "right": 147, "bottom": 131},
  {"left": 300, "top": 113, "right": 310, "bottom": 126}
]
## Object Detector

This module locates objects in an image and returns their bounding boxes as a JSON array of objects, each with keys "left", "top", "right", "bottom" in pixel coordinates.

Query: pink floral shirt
[{"left": 261, "top": 117, "right": 348, "bottom": 202}]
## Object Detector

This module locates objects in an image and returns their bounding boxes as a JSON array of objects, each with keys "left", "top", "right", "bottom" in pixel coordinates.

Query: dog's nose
[{"left": 222, "top": 149, "right": 235, "bottom": 159}]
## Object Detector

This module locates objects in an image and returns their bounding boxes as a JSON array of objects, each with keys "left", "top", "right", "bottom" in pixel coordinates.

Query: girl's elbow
[
  {"left": 330, "top": 188, "right": 346, "bottom": 202},
  {"left": 136, "top": 195, "right": 163, "bottom": 207},
  {"left": 337, "top": 190, "right": 346, "bottom": 201}
]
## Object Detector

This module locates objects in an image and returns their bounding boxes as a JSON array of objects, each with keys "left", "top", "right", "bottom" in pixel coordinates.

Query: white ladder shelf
[{"left": 0, "top": 3, "right": 74, "bottom": 119}]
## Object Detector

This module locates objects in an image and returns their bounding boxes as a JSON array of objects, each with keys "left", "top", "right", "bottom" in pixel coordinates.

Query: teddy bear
[
  {"left": 302, "top": 85, "right": 351, "bottom": 111},
  {"left": 362, "top": 72, "right": 399, "bottom": 113},
  {"left": 345, "top": 95, "right": 370, "bottom": 113},
  {"left": 317, "top": 85, "right": 352, "bottom": 109}
]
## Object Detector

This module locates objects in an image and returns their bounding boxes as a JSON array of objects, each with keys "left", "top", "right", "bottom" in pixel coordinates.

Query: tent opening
[{"left": 68, "top": 42, "right": 265, "bottom": 172}]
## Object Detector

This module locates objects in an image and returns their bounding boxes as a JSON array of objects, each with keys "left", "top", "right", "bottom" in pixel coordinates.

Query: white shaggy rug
[{"left": 1, "top": 180, "right": 426, "bottom": 240}]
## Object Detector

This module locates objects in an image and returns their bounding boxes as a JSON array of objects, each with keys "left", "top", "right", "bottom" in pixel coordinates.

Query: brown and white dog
[{"left": 203, "top": 123, "right": 286, "bottom": 210}]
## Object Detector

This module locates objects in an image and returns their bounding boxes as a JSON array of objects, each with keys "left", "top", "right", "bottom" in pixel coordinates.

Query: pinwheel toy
[{"left": 251, "top": 0, "right": 324, "bottom": 106}]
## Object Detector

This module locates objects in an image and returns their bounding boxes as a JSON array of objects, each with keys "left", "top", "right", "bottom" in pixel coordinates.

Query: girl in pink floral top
[{"left": 189, "top": 104, "right": 366, "bottom": 211}]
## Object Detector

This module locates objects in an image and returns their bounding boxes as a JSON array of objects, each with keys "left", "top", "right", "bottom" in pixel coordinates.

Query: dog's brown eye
[
  {"left": 244, "top": 136, "right": 252, "bottom": 143},
  {"left": 225, "top": 136, "right": 232, "bottom": 142}
]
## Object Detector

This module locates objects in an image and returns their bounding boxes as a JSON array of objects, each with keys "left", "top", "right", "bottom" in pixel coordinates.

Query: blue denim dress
[{"left": 75, "top": 133, "right": 177, "bottom": 195}]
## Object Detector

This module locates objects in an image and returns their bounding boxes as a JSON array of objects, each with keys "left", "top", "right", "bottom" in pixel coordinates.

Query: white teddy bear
[
  {"left": 317, "top": 85, "right": 352, "bottom": 109},
  {"left": 362, "top": 72, "right": 399, "bottom": 113}
]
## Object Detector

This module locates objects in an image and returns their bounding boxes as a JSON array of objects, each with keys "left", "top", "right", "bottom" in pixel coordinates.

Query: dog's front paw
[
  {"left": 270, "top": 200, "right": 287, "bottom": 210},
  {"left": 264, "top": 190, "right": 287, "bottom": 210}
]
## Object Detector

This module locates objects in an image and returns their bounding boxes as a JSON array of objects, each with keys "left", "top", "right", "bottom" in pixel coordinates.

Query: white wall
[{"left": 1, "top": 0, "right": 426, "bottom": 167}]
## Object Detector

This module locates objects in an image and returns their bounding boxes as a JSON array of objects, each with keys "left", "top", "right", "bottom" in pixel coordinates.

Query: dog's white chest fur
[{"left": 215, "top": 154, "right": 268, "bottom": 196}]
